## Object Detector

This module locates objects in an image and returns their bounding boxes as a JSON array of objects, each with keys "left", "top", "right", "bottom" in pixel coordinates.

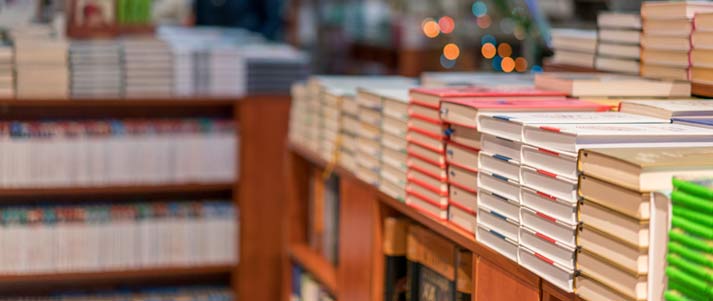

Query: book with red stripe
[
  {"left": 445, "top": 142, "right": 479, "bottom": 173},
  {"left": 448, "top": 203, "right": 476, "bottom": 235},
  {"left": 406, "top": 180, "right": 448, "bottom": 208},
  {"left": 407, "top": 155, "right": 447, "bottom": 181},
  {"left": 440, "top": 98, "right": 608, "bottom": 129},
  {"left": 521, "top": 145, "right": 579, "bottom": 181},
  {"left": 408, "top": 117, "right": 447, "bottom": 138},
  {"left": 520, "top": 206, "right": 578, "bottom": 248},
  {"left": 409, "top": 86, "right": 568, "bottom": 109},
  {"left": 520, "top": 165, "right": 578, "bottom": 203},
  {"left": 405, "top": 193, "right": 448, "bottom": 220},
  {"left": 449, "top": 185, "right": 477, "bottom": 214},
  {"left": 447, "top": 165, "right": 477, "bottom": 194},
  {"left": 407, "top": 143, "right": 445, "bottom": 167},
  {"left": 407, "top": 168, "right": 448, "bottom": 196},
  {"left": 519, "top": 225, "right": 576, "bottom": 269},
  {"left": 408, "top": 104, "right": 442, "bottom": 124},
  {"left": 477, "top": 111, "right": 668, "bottom": 143},
  {"left": 518, "top": 246, "right": 575, "bottom": 292},
  {"left": 446, "top": 123, "right": 481, "bottom": 150},
  {"left": 520, "top": 186, "right": 577, "bottom": 225}
]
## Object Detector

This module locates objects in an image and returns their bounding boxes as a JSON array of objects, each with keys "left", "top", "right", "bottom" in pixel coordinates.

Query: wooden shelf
[
  {"left": 0, "top": 98, "right": 239, "bottom": 107},
  {"left": 288, "top": 141, "right": 540, "bottom": 287},
  {"left": 288, "top": 243, "right": 338, "bottom": 295},
  {"left": 0, "top": 265, "right": 234, "bottom": 291},
  {"left": 0, "top": 182, "right": 235, "bottom": 199}
]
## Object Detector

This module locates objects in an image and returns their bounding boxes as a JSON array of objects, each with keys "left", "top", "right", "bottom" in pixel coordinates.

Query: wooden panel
[
  {"left": 338, "top": 175, "right": 377, "bottom": 301},
  {"left": 237, "top": 95, "right": 291, "bottom": 301},
  {"left": 475, "top": 257, "right": 540, "bottom": 301},
  {"left": 693, "top": 82, "right": 713, "bottom": 98},
  {"left": 288, "top": 243, "right": 338, "bottom": 295},
  {"left": 542, "top": 280, "right": 576, "bottom": 301}
]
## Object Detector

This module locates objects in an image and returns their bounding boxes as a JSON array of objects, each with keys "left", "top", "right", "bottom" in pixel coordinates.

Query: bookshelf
[
  {"left": 285, "top": 141, "right": 581, "bottom": 301},
  {"left": 0, "top": 95, "right": 292, "bottom": 301}
]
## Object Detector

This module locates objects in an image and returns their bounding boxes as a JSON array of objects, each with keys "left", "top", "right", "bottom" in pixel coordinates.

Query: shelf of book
[
  {"left": 288, "top": 244, "right": 339, "bottom": 295},
  {"left": 0, "top": 182, "right": 235, "bottom": 199}
]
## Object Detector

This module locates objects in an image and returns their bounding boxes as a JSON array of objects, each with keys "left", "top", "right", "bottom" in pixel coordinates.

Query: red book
[
  {"left": 440, "top": 98, "right": 610, "bottom": 128},
  {"left": 409, "top": 86, "right": 568, "bottom": 109}
]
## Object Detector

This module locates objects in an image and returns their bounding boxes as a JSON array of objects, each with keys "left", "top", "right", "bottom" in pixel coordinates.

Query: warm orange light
[
  {"left": 497, "top": 43, "right": 512, "bottom": 58},
  {"left": 513, "top": 26, "right": 526, "bottom": 40},
  {"left": 443, "top": 43, "right": 460, "bottom": 60},
  {"left": 481, "top": 43, "right": 496, "bottom": 59},
  {"left": 501, "top": 57, "right": 515, "bottom": 73},
  {"left": 515, "top": 57, "right": 528, "bottom": 72},
  {"left": 422, "top": 19, "right": 440, "bottom": 38},
  {"left": 477, "top": 15, "right": 491, "bottom": 29},
  {"left": 438, "top": 16, "right": 455, "bottom": 34}
]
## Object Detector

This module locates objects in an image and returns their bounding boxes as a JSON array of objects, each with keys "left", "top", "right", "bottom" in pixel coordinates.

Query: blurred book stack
[
  {"left": 640, "top": 1, "right": 713, "bottom": 81},
  {"left": 664, "top": 177, "right": 713, "bottom": 301},
  {"left": 14, "top": 38, "right": 69, "bottom": 99},
  {"left": 170, "top": 44, "right": 197, "bottom": 97},
  {"left": 355, "top": 88, "right": 386, "bottom": 186},
  {"left": 550, "top": 28, "right": 597, "bottom": 69},
  {"left": 595, "top": 12, "right": 642, "bottom": 74},
  {"left": 241, "top": 45, "right": 310, "bottom": 95},
  {"left": 0, "top": 45, "right": 14, "bottom": 98},
  {"left": 69, "top": 40, "right": 122, "bottom": 98},
  {"left": 378, "top": 89, "right": 411, "bottom": 201},
  {"left": 121, "top": 38, "right": 173, "bottom": 98},
  {"left": 691, "top": 12, "right": 713, "bottom": 96},
  {"left": 205, "top": 46, "right": 244, "bottom": 97}
]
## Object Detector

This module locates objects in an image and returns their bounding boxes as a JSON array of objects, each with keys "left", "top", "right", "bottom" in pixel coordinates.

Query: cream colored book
[
  {"left": 576, "top": 275, "right": 641, "bottom": 301},
  {"left": 598, "top": 12, "right": 642, "bottom": 29},
  {"left": 551, "top": 28, "right": 597, "bottom": 52},
  {"left": 580, "top": 200, "right": 650, "bottom": 248},
  {"left": 597, "top": 43, "right": 640, "bottom": 60},
  {"left": 641, "top": 1, "right": 713, "bottom": 20},
  {"left": 642, "top": 18, "right": 692, "bottom": 36},
  {"left": 578, "top": 147, "right": 713, "bottom": 192},
  {"left": 579, "top": 174, "right": 651, "bottom": 220},
  {"left": 619, "top": 99, "right": 713, "bottom": 119},
  {"left": 595, "top": 56, "right": 640, "bottom": 74},
  {"left": 690, "top": 49, "right": 713, "bottom": 69},
  {"left": 578, "top": 250, "right": 647, "bottom": 300},
  {"left": 551, "top": 50, "right": 595, "bottom": 68},
  {"left": 640, "top": 64, "right": 689, "bottom": 81},
  {"left": 534, "top": 73, "right": 691, "bottom": 97},
  {"left": 598, "top": 29, "right": 642, "bottom": 44},
  {"left": 695, "top": 12, "right": 713, "bottom": 30},
  {"left": 640, "top": 48, "right": 690, "bottom": 67},
  {"left": 692, "top": 31, "right": 713, "bottom": 49}
]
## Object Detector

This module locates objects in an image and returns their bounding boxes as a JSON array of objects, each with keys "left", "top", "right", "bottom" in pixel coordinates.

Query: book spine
[
  {"left": 668, "top": 280, "right": 709, "bottom": 301},
  {"left": 667, "top": 253, "right": 713, "bottom": 284},
  {"left": 666, "top": 266, "right": 713, "bottom": 300},
  {"left": 671, "top": 190, "right": 713, "bottom": 215},
  {"left": 672, "top": 216, "right": 713, "bottom": 240},
  {"left": 668, "top": 240, "right": 713, "bottom": 268},
  {"left": 673, "top": 206, "right": 713, "bottom": 228}
]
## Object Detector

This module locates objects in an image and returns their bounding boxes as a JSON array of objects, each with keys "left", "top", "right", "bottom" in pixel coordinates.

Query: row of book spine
[
  {"left": 290, "top": 264, "right": 335, "bottom": 301},
  {"left": 0, "top": 119, "right": 236, "bottom": 187},
  {"left": 0, "top": 286, "right": 233, "bottom": 301},
  {"left": 0, "top": 200, "right": 237, "bottom": 274}
]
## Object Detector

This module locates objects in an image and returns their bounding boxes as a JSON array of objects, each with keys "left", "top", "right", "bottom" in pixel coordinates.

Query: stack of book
[
  {"left": 535, "top": 72, "right": 692, "bottom": 98},
  {"left": 619, "top": 99, "right": 713, "bottom": 120},
  {"left": 7, "top": 287, "right": 234, "bottom": 301},
  {"left": 577, "top": 148, "right": 713, "bottom": 301},
  {"left": 289, "top": 83, "right": 315, "bottom": 148},
  {"left": 595, "top": 12, "right": 642, "bottom": 75},
  {"left": 691, "top": 12, "right": 713, "bottom": 96},
  {"left": 69, "top": 40, "right": 123, "bottom": 98},
  {"left": 170, "top": 44, "right": 196, "bottom": 97},
  {"left": 14, "top": 39, "right": 69, "bottom": 99},
  {"left": 241, "top": 45, "right": 310, "bottom": 95},
  {"left": 354, "top": 88, "right": 384, "bottom": 185},
  {"left": 420, "top": 72, "right": 535, "bottom": 88},
  {"left": 122, "top": 38, "right": 174, "bottom": 98},
  {"left": 0, "top": 200, "right": 237, "bottom": 274},
  {"left": 550, "top": 28, "right": 598, "bottom": 69},
  {"left": 0, "top": 45, "right": 14, "bottom": 98},
  {"left": 378, "top": 89, "right": 411, "bottom": 201},
  {"left": 640, "top": 1, "right": 713, "bottom": 81},
  {"left": 206, "top": 46, "right": 245, "bottom": 97},
  {"left": 665, "top": 177, "right": 713, "bottom": 301},
  {"left": 291, "top": 265, "right": 336, "bottom": 301}
]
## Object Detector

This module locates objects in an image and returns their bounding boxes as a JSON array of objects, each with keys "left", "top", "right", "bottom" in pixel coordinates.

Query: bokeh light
[
  {"left": 477, "top": 15, "right": 492, "bottom": 29},
  {"left": 501, "top": 57, "right": 515, "bottom": 73},
  {"left": 513, "top": 26, "right": 526, "bottom": 40},
  {"left": 438, "top": 16, "right": 455, "bottom": 34},
  {"left": 531, "top": 65, "right": 544, "bottom": 73},
  {"left": 443, "top": 43, "right": 460, "bottom": 60},
  {"left": 515, "top": 57, "right": 528, "bottom": 72},
  {"left": 497, "top": 43, "right": 512, "bottom": 58},
  {"left": 440, "top": 54, "right": 456, "bottom": 69},
  {"left": 481, "top": 34, "right": 496, "bottom": 46},
  {"left": 499, "top": 18, "right": 516, "bottom": 34},
  {"left": 472, "top": 1, "right": 488, "bottom": 17},
  {"left": 422, "top": 18, "right": 440, "bottom": 38},
  {"left": 481, "top": 43, "right": 496, "bottom": 59},
  {"left": 492, "top": 56, "right": 503, "bottom": 72}
]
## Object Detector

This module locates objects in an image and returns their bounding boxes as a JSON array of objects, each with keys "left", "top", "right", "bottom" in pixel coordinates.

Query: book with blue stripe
[{"left": 673, "top": 117, "right": 713, "bottom": 129}]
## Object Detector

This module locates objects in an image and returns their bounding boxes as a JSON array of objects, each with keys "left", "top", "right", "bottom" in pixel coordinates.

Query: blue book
[{"left": 673, "top": 117, "right": 713, "bottom": 129}]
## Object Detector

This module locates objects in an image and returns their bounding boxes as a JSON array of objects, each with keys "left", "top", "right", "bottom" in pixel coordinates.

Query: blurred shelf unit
[{"left": 285, "top": 142, "right": 584, "bottom": 301}]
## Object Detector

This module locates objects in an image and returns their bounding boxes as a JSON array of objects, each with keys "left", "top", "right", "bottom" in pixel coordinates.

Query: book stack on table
[
  {"left": 691, "top": 13, "right": 713, "bottom": 97},
  {"left": 595, "top": 12, "right": 642, "bottom": 75}
]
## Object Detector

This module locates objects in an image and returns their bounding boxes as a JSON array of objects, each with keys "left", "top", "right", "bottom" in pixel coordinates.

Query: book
[
  {"left": 596, "top": 43, "right": 641, "bottom": 60},
  {"left": 551, "top": 28, "right": 597, "bottom": 52},
  {"left": 640, "top": 64, "right": 690, "bottom": 81},
  {"left": 580, "top": 200, "right": 650, "bottom": 248},
  {"left": 409, "top": 87, "right": 566, "bottom": 109},
  {"left": 691, "top": 49, "right": 713, "bottom": 69},
  {"left": 641, "top": 37, "right": 691, "bottom": 52},
  {"left": 477, "top": 187, "right": 520, "bottom": 222},
  {"left": 619, "top": 99, "right": 713, "bottom": 119},
  {"left": 598, "top": 12, "right": 642, "bottom": 29},
  {"left": 447, "top": 164, "right": 477, "bottom": 195},
  {"left": 534, "top": 73, "right": 691, "bottom": 97},
  {"left": 518, "top": 246, "right": 575, "bottom": 292},
  {"left": 520, "top": 186, "right": 577, "bottom": 224},
  {"left": 579, "top": 224, "right": 649, "bottom": 274},
  {"left": 576, "top": 274, "right": 637, "bottom": 301},
  {"left": 641, "top": 1, "right": 713, "bottom": 20},
  {"left": 598, "top": 29, "right": 642, "bottom": 44},
  {"left": 520, "top": 206, "right": 577, "bottom": 248},
  {"left": 692, "top": 31, "right": 713, "bottom": 49},
  {"left": 477, "top": 111, "right": 667, "bottom": 143},
  {"left": 519, "top": 225, "right": 576, "bottom": 269},
  {"left": 578, "top": 250, "right": 648, "bottom": 300},
  {"left": 523, "top": 123, "right": 713, "bottom": 154},
  {"left": 476, "top": 223, "right": 518, "bottom": 262},
  {"left": 577, "top": 147, "right": 713, "bottom": 192},
  {"left": 440, "top": 98, "right": 608, "bottom": 128},
  {"left": 383, "top": 218, "right": 409, "bottom": 301},
  {"left": 643, "top": 19, "right": 692, "bottom": 36},
  {"left": 673, "top": 176, "right": 713, "bottom": 199},
  {"left": 477, "top": 204, "right": 519, "bottom": 242},
  {"left": 579, "top": 174, "right": 652, "bottom": 220},
  {"left": 551, "top": 50, "right": 595, "bottom": 68},
  {"left": 446, "top": 124, "right": 481, "bottom": 150},
  {"left": 595, "top": 57, "right": 640, "bottom": 74},
  {"left": 449, "top": 203, "right": 476, "bottom": 235}
]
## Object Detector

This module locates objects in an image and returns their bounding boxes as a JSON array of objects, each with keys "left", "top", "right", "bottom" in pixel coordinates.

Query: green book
[
  {"left": 668, "top": 280, "right": 710, "bottom": 301},
  {"left": 668, "top": 241, "right": 713, "bottom": 269},
  {"left": 666, "top": 266, "right": 713, "bottom": 299},
  {"left": 670, "top": 228, "right": 713, "bottom": 254},
  {"left": 674, "top": 177, "right": 713, "bottom": 200},
  {"left": 671, "top": 190, "right": 713, "bottom": 215},
  {"left": 673, "top": 205, "right": 713, "bottom": 228},
  {"left": 672, "top": 216, "right": 713, "bottom": 240},
  {"left": 667, "top": 253, "right": 713, "bottom": 284},
  {"left": 664, "top": 290, "right": 699, "bottom": 301}
]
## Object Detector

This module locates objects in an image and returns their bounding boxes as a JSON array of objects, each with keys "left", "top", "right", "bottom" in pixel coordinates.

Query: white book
[
  {"left": 595, "top": 56, "right": 641, "bottom": 74},
  {"left": 380, "top": 163, "right": 406, "bottom": 188},
  {"left": 381, "top": 117, "right": 408, "bottom": 137},
  {"left": 478, "top": 112, "right": 668, "bottom": 143},
  {"left": 380, "top": 179, "right": 406, "bottom": 201},
  {"left": 449, "top": 184, "right": 477, "bottom": 213},
  {"left": 520, "top": 206, "right": 577, "bottom": 248},
  {"left": 478, "top": 151, "right": 520, "bottom": 182},
  {"left": 619, "top": 99, "right": 713, "bottom": 119},
  {"left": 382, "top": 147, "right": 407, "bottom": 172},
  {"left": 478, "top": 170, "right": 521, "bottom": 203},
  {"left": 477, "top": 224, "right": 518, "bottom": 262},
  {"left": 477, "top": 204, "right": 520, "bottom": 242},
  {"left": 520, "top": 165, "right": 578, "bottom": 202},
  {"left": 447, "top": 164, "right": 477, "bottom": 194},
  {"left": 597, "top": 42, "right": 641, "bottom": 59},
  {"left": 519, "top": 225, "right": 576, "bottom": 269},
  {"left": 518, "top": 246, "right": 574, "bottom": 293},
  {"left": 448, "top": 204, "right": 476, "bottom": 235},
  {"left": 478, "top": 187, "right": 520, "bottom": 222},
  {"left": 480, "top": 134, "right": 522, "bottom": 163},
  {"left": 598, "top": 12, "right": 642, "bottom": 29},
  {"left": 520, "top": 145, "right": 578, "bottom": 181},
  {"left": 598, "top": 29, "right": 641, "bottom": 44},
  {"left": 520, "top": 186, "right": 577, "bottom": 225},
  {"left": 522, "top": 123, "right": 713, "bottom": 154}
]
